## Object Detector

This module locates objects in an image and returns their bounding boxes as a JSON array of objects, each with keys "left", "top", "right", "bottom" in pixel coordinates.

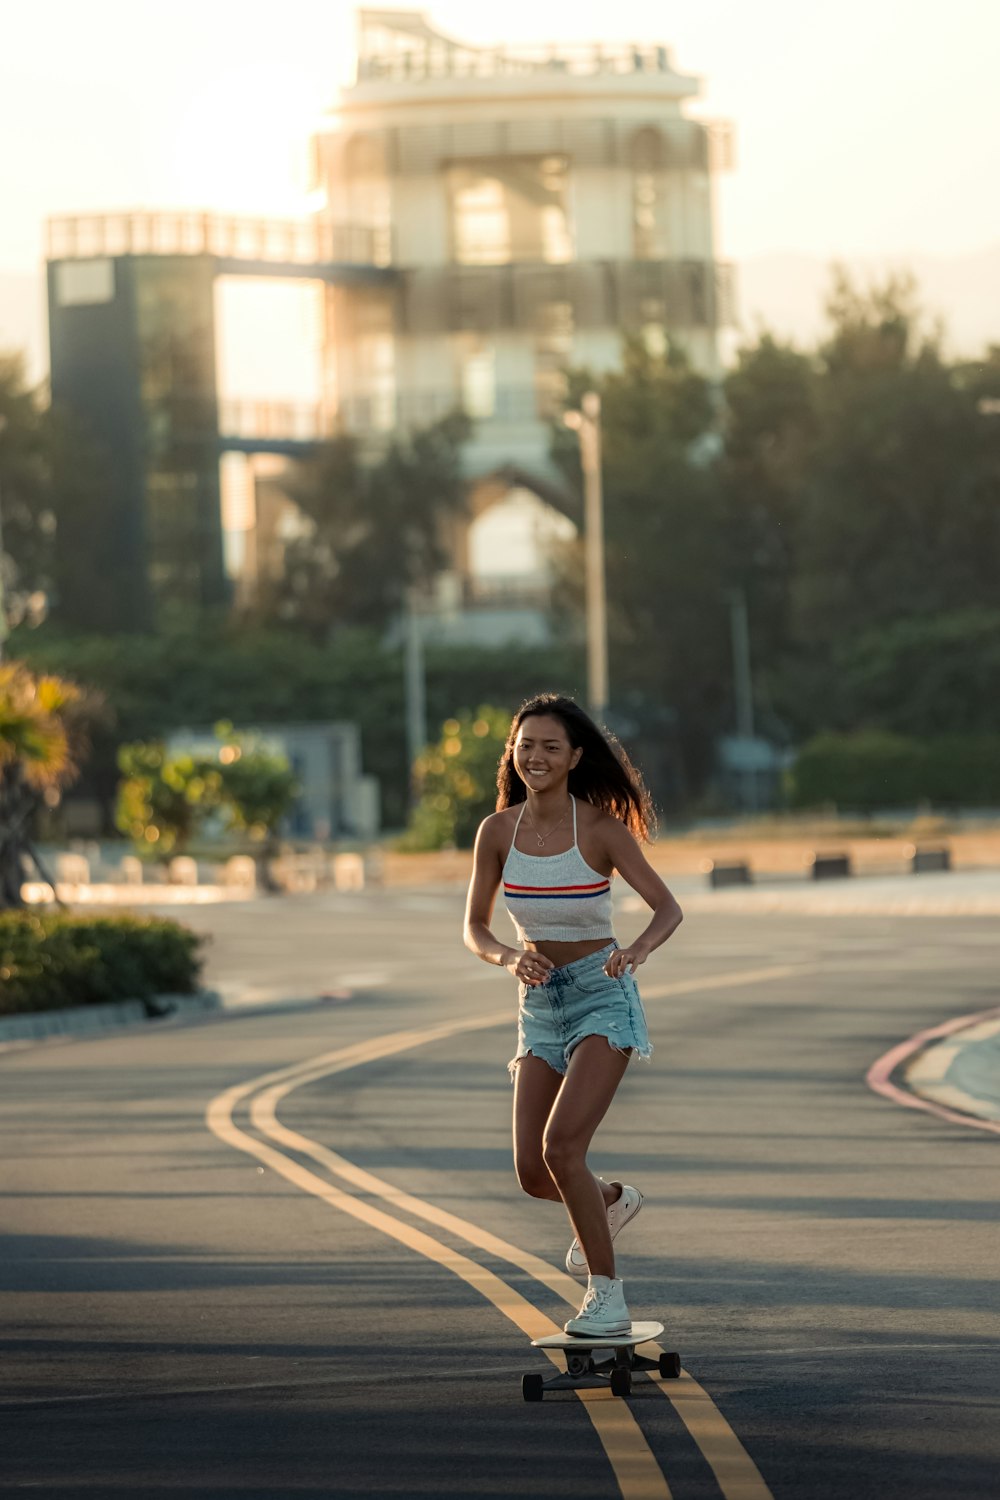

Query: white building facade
[
  {"left": 316, "top": 12, "right": 733, "bottom": 466},
  {"left": 312, "top": 9, "right": 735, "bottom": 617}
]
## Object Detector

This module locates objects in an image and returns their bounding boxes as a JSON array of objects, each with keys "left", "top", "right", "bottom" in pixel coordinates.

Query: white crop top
[{"left": 502, "top": 798, "right": 615, "bottom": 943}]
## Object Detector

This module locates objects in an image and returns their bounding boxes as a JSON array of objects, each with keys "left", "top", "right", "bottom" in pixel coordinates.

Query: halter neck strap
[{"left": 571, "top": 796, "right": 578, "bottom": 847}]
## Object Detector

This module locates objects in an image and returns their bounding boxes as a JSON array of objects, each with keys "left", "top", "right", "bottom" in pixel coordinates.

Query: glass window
[
  {"left": 448, "top": 156, "right": 571, "bottom": 265},
  {"left": 459, "top": 341, "right": 496, "bottom": 419},
  {"left": 535, "top": 300, "right": 573, "bottom": 417},
  {"left": 631, "top": 129, "right": 671, "bottom": 260},
  {"left": 451, "top": 175, "right": 509, "bottom": 265},
  {"left": 54, "top": 258, "right": 114, "bottom": 308}
]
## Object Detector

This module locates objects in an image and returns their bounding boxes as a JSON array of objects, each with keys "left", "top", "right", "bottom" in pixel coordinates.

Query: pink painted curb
[{"left": 866, "top": 1005, "right": 1000, "bottom": 1136}]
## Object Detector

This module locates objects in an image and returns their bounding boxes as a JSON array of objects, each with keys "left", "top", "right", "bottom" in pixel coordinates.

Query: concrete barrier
[
  {"left": 224, "top": 855, "right": 257, "bottom": 892},
  {"left": 333, "top": 852, "right": 366, "bottom": 891},
  {"left": 169, "top": 856, "right": 199, "bottom": 886},
  {"left": 910, "top": 845, "right": 952, "bottom": 874},
  {"left": 55, "top": 853, "right": 90, "bottom": 885},
  {"left": 707, "top": 860, "right": 753, "bottom": 888}
]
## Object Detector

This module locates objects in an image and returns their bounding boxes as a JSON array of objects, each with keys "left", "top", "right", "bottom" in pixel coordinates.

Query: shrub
[
  {"left": 400, "top": 706, "right": 511, "bottom": 850},
  {"left": 115, "top": 727, "right": 297, "bottom": 860},
  {"left": 788, "top": 731, "right": 1000, "bottom": 810},
  {"left": 0, "top": 912, "right": 204, "bottom": 1015}
]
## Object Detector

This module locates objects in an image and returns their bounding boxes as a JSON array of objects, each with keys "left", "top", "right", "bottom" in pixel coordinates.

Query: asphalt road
[{"left": 2, "top": 887, "right": 999, "bottom": 1499}]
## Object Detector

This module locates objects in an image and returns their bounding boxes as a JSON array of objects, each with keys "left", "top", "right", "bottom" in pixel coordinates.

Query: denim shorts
[{"left": 507, "top": 942, "right": 653, "bottom": 1082}]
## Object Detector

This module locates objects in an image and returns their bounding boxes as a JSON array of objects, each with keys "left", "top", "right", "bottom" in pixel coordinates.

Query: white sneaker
[
  {"left": 564, "top": 1275, "right": 631, "bottom": 1337},
  {"left": 566, "top": 1182, "right": 643, "bottom": 1281}
]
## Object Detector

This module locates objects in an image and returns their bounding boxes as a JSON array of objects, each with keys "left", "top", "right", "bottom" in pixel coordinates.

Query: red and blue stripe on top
[{"left": 502, "top": 798, "right": 615, "bottom": 943}]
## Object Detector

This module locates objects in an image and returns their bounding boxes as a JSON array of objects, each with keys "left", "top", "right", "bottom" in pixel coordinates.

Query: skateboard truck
[{"left": 523, "top": 1321, "right": 680, "bottom": 1400}]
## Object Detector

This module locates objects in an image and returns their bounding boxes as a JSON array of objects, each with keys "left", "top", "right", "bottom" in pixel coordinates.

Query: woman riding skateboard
[{"left": 463, "top": 694, "right": 683, "bottom": 1336}]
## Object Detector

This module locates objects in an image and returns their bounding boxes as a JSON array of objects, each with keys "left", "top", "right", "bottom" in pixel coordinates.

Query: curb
[
  {"left": 0, "top": 990, "right": 222, "bottom": 1052},
  {"left": 866, "top": 1005, "right": 1000, "bottom": 1136}
]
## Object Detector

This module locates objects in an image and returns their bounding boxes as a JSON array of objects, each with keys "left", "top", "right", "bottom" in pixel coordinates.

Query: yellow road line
[
  {"left": 642, "top": 964, "right": 813, "bottom": 1002},
  {"left": 209, "top": 1053, "right": 672, "bottom": 1498},
  {"left": 207, "top": 965, "right": 785, "bottom": 1500}
]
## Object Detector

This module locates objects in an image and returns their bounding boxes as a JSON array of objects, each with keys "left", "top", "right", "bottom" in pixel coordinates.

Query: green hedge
[
  {"left": 0, "top": 913, "right": 204, "bottom": 1016},
  {"left": 788, "top": 732, "right": 1000, "bottom": 810}
]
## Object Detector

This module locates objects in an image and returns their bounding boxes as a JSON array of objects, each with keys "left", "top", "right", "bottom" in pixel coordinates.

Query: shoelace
[{"left": 581, "top": 1286, "right": 610, "bottom": 1313}]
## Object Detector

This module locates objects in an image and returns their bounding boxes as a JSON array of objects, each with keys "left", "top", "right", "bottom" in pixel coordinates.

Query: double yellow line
[{"left": 207, "top": 970, "right": 789, "bottom": 1500}]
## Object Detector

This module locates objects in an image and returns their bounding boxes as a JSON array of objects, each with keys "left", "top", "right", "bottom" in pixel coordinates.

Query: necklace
[{"left": 525, "top": 802, "right": 572, "bottom": 847}]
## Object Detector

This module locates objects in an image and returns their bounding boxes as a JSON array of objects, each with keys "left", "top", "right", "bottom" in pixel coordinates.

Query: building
[
  {"left": 45, "top": 217, "right": 391, "bottom": 631},
  {"left": 167, "top": 722, "right": 380, "bottom": 841},
  {"left": 45, "top": 8, "right": 733, "bottom": 635}
]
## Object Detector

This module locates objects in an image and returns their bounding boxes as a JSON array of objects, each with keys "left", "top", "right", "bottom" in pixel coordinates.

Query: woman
[{"left": 463, "top": 694, "right": 683, "bottom": 1336}]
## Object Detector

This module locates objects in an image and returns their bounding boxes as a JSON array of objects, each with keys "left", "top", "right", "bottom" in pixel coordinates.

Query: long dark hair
[{"left": 496, "top": 694, "right": 655, "bottom": 841}]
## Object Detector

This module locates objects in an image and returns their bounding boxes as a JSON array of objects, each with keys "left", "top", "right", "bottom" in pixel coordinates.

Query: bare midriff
[{"left": 523, "top": 936, "right": 613, "bottom": 967}]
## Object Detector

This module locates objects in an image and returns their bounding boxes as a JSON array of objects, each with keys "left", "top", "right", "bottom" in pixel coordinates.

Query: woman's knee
[
  {"left": 541, "top": 1131, "right": 584, "bottom": 1177},
  {"left": 515, "top": 1161, "right": 557, "bottom": 1199}
]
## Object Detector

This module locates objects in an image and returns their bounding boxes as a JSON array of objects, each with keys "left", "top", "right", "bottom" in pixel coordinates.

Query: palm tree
[{"left": 0, "top": 663, "right": 82, "bottom": 908}]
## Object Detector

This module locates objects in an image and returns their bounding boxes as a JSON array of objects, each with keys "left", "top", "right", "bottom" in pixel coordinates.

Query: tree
[
  {"left": 0, "top": 354, "right": 57, "bottom": 636},
  {"left": 116, "top": 727, "right": 297, "bottom": 884},
  {"left": 0, "top": 350, "right": 118, "bottom": 636},
  {"left": 0, "top": 663, "right": 87, "bottom": 908},
  {"left": 115, "top": 742, "right": 223, "bottom": 858},
  {"left": 719, "top": 270, "right": 1000, "bottom": 743},
  {"left": 16, "top": 619, "right": 583, "bottom": 830},
  {"left": 719, "top": 332, "right": 820, "bottom": 712},
  {"left": 792, "top": 269, "right": 998, "bottom": 652},
  {"left": 211, "top": 725, "right": 299, "bottom": 888},
  {"left": 402, "top": 706, "right": 511, "bottom": 850},
  {"left": 552, "top": 338, "right": 733, "bottom": 804},
  {"left": 272, "top": 410, "right": 471, "bottom": 637},
  {"left": 828, "top": 608, "right": 1000, "bottom": 738}
]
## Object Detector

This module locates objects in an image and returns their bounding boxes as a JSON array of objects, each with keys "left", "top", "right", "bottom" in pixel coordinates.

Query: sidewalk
[
  {"left": 905, "top": 1012, "right": 1000, "bottom": 1124},
  {"left": 654, "top": 869, "right": 1000, "bottom": 917}
]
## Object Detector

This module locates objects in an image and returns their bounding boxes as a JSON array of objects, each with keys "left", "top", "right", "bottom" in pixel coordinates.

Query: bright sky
[{"left": 3, "top": 0, "right": 999, "bottom": 271}]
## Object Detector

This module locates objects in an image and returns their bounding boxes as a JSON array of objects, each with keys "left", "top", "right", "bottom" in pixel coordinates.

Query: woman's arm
[
  {"left": 463, "top": 815, "right": 520, "bottom": 971},
  {"left": 601, "top": 818, "right": 683, "bottom": 978}
]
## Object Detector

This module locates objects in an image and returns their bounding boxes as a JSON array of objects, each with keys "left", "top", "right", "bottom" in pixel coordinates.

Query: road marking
[
  {"left": 866, "top": 1004, "right": 1000, "bottom": 1136},
  {"left": 208, "top": 1035, "right": 672, "bottom": 1499},
  {"left": 250, "top": 1076, "right": 772, "bottom": 1500},
  {"left": 208, "top": 967, "right": 783, "bottom": 1500},
  {"left": 641, "top": 964, "right": 812, "bottom": 1002}
]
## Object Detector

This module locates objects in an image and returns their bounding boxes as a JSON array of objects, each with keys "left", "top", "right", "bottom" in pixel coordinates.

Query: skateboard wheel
[
  {"left": 658, "top": 1352, "right": 681, "bottom": 1379},
  {"left": 522, "top": 1373, "right": 544, "bottom": 1402},
  {"left": 610, "top": 1368, "right": 631, "bottom": 1398}
]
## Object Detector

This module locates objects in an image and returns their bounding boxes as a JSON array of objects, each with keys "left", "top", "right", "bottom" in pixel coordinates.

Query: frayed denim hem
[
  {"left": 507, "top": 1048, "right": 565, "bottom": 1083},
  {"left": 507, "top": 1034, "right": 653, "bottom": 1084}
]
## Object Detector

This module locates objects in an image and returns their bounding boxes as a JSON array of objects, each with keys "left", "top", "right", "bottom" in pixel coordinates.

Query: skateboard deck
[
  {"left": 532, "top": 1320, "right": 664, "bottom": 1350},
  {"left": 523, "top": 1321, "right": 680, "bottom": 1401}
]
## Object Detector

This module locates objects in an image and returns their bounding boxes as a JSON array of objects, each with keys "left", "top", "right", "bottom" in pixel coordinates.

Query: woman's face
[{"left": 513, "top": 714, "right": 582, "bottom": 792}]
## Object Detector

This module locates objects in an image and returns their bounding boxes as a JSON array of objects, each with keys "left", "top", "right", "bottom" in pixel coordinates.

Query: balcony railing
[
  {"left": 357, "top": 41, "right": 686, "bottom": 85},
  {"left": 215, "top": 386, "right": 553, "bottom": 445},
  {"left": 46, "top": 212, "right": 390, "bottom": 268}
]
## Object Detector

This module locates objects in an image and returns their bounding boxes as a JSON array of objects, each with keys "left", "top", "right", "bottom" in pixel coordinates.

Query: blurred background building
[{"left": 45, "top": 7, "right": 734, "bottom": 639}]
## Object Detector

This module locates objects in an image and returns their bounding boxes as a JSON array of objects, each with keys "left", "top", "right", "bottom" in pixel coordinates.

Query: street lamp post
[
  {"left": 404, "top": 586, "right": 428, "bottom": 808},
  {"left": 564, "top": 392, "right": 609, "bottom": 717}
]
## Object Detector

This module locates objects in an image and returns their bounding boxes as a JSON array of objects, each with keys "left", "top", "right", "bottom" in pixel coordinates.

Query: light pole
[
  {"left": 404, "top": 585, "right": 428, "bottom": 807},
  {"left": 727, "top": 585, "right": 758, "bottom": 812},
  {"left": 564, "top": 392, "right": 609, "bottom": 716}
]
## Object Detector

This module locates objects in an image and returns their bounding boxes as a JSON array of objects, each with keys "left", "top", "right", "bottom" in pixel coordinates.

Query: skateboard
[{"left": 522, "top": 1321, "right": 680, "bottom": 1400}]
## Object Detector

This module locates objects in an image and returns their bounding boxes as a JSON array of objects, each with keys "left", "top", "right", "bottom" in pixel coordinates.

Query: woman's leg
[
  {"left": 512, "top": 1054, "right": 563, "bottom": 1200},
  {"left": 541, "top": 1036, "right": 631, "bottom": 1277}
]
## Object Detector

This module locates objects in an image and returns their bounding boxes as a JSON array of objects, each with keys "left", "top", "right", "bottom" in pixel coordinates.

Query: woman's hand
[
  {"left": 604, "top": 944, "right": 648, "bottom": 979},
  {"left": 506, "top": 949, "right": 555, "bottom": 987}
]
